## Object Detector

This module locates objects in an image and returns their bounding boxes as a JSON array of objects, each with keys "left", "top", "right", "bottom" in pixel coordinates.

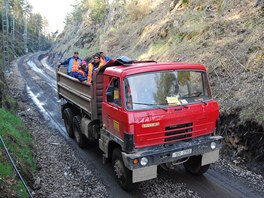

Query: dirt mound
[{"left": 219, "top": 109, "right": 264, "bottom": 175}]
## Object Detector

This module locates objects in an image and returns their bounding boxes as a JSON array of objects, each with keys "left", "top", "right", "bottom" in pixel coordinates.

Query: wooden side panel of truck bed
[{"left": 57, "top": 67, "right": 93, "bottom": 116}]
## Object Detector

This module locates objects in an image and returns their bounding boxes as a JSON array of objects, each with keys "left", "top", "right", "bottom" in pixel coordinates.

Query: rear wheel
[
  {"left": 184, "top": 155, "right": 210, "bottom": 175},
  {"left": 112, "top": 148, "right": 135, "bottom": 191},
  {"left": 73, "top": 115, "right": 87, "bottom": 148},
  {"left": 63, "top": 108, "right": 75, "bottom": 138}
]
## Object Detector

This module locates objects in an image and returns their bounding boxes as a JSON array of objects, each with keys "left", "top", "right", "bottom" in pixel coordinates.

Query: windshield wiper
[
  {"left": 182, "top": 92, "right": 202, "bottom": 98},
  {"left": 133, "top": 102, "right": 168, "bottom": 112},
  {"left": 200, "top": 100, "right": 207, "bottom": 105},
  {"left": 179, "top": 104, "right": 189, "bottom": 108}
]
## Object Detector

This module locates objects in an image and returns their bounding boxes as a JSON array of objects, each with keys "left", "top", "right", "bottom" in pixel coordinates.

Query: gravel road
[{"left": 5, "top": 53, "right": 264, "bottom": 198}]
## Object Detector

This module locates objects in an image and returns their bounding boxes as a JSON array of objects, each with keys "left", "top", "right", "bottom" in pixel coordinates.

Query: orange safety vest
[
  {"left": 78, "top": 69, "right": 85, "bottom": 77},
  {"left": 71, "top": 59, "right": 79, "bottom": 73},
  {"left": 87, "top": 62, "right": 104, "bottom": 83}
]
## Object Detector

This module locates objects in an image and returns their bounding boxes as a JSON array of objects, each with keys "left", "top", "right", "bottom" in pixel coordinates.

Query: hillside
[{"left": 49, "top": 0, "right": 264, "bottom": 173}]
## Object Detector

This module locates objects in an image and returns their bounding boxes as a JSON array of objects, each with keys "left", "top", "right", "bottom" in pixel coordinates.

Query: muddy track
[{"left": 16, "top": 53, "right": 264, "bottom": 198}]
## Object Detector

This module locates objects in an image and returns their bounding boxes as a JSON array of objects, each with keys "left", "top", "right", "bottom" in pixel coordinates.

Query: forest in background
[
  {"left": 0, "top": 0, "right": 52, "bottom": 108},
  {"left": 0, "top": 0, "right": 52, "bottom": 68}
]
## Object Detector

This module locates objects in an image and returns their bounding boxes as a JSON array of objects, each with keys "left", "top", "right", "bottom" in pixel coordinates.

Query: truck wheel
[
  {"left": 160, "top": 163, "right": 170, "bottom": 171},
  {"left": 63, "top": 108, "right": 75, "bottom": 138},
  {"left": 112, "top": 148, "right": 135, "bottom": 191},
  {"left": 184, "top": 156, "right": 210, "bottom": 175},
  {"left": 73, "top": 115, "right": 87, "bottom": 148}
]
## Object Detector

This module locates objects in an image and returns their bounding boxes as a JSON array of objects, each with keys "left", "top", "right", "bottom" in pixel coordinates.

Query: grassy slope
[{"left": 0, "top": 108, "right": 36, "bottom": 197}]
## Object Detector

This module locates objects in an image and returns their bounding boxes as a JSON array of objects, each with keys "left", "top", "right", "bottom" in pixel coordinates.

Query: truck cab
[{"left": 98, "top": 58, "right": 222, "bottom": 190}]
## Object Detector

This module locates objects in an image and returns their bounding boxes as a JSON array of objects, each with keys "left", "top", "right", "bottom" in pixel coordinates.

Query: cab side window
[{"left": 106, "top": 78, "right": 122, "bottom": 107}]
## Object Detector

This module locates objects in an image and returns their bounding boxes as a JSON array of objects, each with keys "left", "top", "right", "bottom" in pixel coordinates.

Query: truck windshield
[{"left": 124, "top": 70, "right": 211, "bottom": 111}]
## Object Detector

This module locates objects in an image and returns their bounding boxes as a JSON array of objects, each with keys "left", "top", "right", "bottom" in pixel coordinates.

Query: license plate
[{"left": 172, "top": 149, "right": 192, "bottom": 158}]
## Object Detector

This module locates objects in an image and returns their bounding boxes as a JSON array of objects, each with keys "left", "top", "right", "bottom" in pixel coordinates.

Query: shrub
[
  {"left": 126, "top": 0, "right": 152, "bottom": 21},
  {"left": 83, "top": 0, "right": 107, "bottom": 23}
]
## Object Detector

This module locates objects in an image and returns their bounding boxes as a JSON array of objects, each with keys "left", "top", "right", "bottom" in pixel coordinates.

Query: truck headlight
[
  {"left": 211, "top": 142, "right": 216, "bottom": 150},
  {"left": 140, "top": 157, "right": 148, "bottom": 166}
]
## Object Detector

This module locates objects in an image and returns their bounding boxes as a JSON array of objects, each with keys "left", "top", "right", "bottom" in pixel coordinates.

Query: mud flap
[
  {"left": 202, "top": 149, "right": 220, "bottom": 166},
  {"left": 132, "top": 165, "right": 157, "bottom": 183}
]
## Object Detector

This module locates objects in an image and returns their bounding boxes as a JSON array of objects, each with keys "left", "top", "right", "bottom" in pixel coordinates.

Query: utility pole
[
  {"left": 1, "top": 0, "right": 10, "bottom": 68},
  {"left": 11, "top": 9, "right": 15, "bottom": 55}
]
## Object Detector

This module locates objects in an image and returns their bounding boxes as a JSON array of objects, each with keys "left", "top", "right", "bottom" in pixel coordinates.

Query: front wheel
[
  {"left": 184, "top": 155, "right": 210, "bottom": 175},
  {"left": 112, "top": 148, "right": 135, "bottom": 191}
]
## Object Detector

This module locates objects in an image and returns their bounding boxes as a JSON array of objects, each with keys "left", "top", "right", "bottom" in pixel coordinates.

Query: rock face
[{"left": 255, "top": 0, "right": 264, "bottom": 8}]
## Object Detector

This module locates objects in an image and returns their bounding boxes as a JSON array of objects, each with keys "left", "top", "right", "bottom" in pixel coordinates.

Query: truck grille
[{"left": 165, "top": 123, "right": 193, "bottom": 142}]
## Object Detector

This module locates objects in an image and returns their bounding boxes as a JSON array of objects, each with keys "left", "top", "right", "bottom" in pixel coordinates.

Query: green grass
[
  {"left": 0, "top": 161, "right": 13, "bottom": 176},
  {"left": 3, "top": 93, "right": 17, "bottom": 114},
  {"left": 0, "top": 108, "right": 36, "bottom": 197},
  {"left": 139, "top": 39, "right": 169, "bottom": 59}
]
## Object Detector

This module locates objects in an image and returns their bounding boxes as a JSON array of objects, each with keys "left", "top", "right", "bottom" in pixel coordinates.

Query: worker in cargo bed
[
  {"left": 87, "top": 54, "right": 104, "bottom": 83},
  {"left": 59, "top": 51, "right": 82, "bottom": 77},
  {"left": 99, "top": 51, "right": 111, "bottom": 64},
  {"left": 77, "top": 60, "right": 87, "bottom": 82}
]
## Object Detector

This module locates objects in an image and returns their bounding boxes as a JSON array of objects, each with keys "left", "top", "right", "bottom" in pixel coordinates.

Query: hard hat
[{"left": 81, "top": 60, "right": 86, "bottom": 65}]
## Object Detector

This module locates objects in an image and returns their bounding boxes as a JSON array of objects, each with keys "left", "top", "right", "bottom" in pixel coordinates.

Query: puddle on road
[
  {"left": 27, "top": 60, "right": 57, "bottom": 91},
  {"left": 41, "top": 57, "right": 55, "bottom": 73},
  {"left": 26, "top": 85, "right": 67, "bottom": 138},
  {"left": 26, "top": 85, "right": 49, "bottom": 120}
]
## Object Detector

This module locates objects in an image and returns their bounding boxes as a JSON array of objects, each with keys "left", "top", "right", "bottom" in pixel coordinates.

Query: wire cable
[{"left": 0, "top": 135, "right": 33, "bottom": 198}]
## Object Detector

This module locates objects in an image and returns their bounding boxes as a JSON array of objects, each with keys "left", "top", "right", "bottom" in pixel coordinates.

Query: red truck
[{"left": 57, "top": 57, "right": 222, "bottom": 191}]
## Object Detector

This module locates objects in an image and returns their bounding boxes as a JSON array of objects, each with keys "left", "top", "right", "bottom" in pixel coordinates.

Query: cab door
[{"left": 102, "top": 77, "right": 127, "bottom": 139}]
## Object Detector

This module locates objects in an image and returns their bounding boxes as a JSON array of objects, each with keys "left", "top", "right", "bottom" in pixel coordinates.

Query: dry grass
[{"left": 125, "top": 0, "right": 153, "bottom": 21}]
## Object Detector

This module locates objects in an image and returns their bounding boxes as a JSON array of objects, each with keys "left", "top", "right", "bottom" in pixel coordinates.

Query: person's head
[
  {"left": 74, "top": 51, "right": 79, "bottom": 59},
  {"left": 81, "top": 60, "right": 86, "bottom": 70},
  {"left": 99, "top": 52, "right": 104, "bottom": 58},
  {"left": 93, "top": 54, "right": 100, "bottom": 63}
]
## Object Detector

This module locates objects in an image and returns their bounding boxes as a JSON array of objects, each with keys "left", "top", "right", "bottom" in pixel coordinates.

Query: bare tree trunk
[{"left": 23, "top": 13, "right": 28, "bottom": 54}]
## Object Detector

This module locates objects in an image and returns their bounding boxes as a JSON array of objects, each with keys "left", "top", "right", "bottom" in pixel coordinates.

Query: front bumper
[{"left": 122, "top": 135, "right": 223, "bottom": 170}]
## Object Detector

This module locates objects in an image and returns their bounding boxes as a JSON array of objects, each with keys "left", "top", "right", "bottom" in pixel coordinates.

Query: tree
[
  {"left": 1, "top": 0, "right": 51, "bottom": 55},
  {"left": 154, "top": 73, "right": 177, "bottom": 104}
]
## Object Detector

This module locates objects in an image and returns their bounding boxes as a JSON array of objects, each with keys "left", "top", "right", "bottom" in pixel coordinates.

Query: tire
[
  {"left": 73, "top": 115, "right": 87, "bottom": 148},
  {"left": 63, "top": 108, "right": 75, "bottom": 138},
  {"left": 160, "top": 163, "right": 170, "bottom": 171},
  {"left": 112, "top": 148, "right": 135, "bottom": 191},
  {"left": 183, "top": 155, "right": 210, "bottom": 175}
]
